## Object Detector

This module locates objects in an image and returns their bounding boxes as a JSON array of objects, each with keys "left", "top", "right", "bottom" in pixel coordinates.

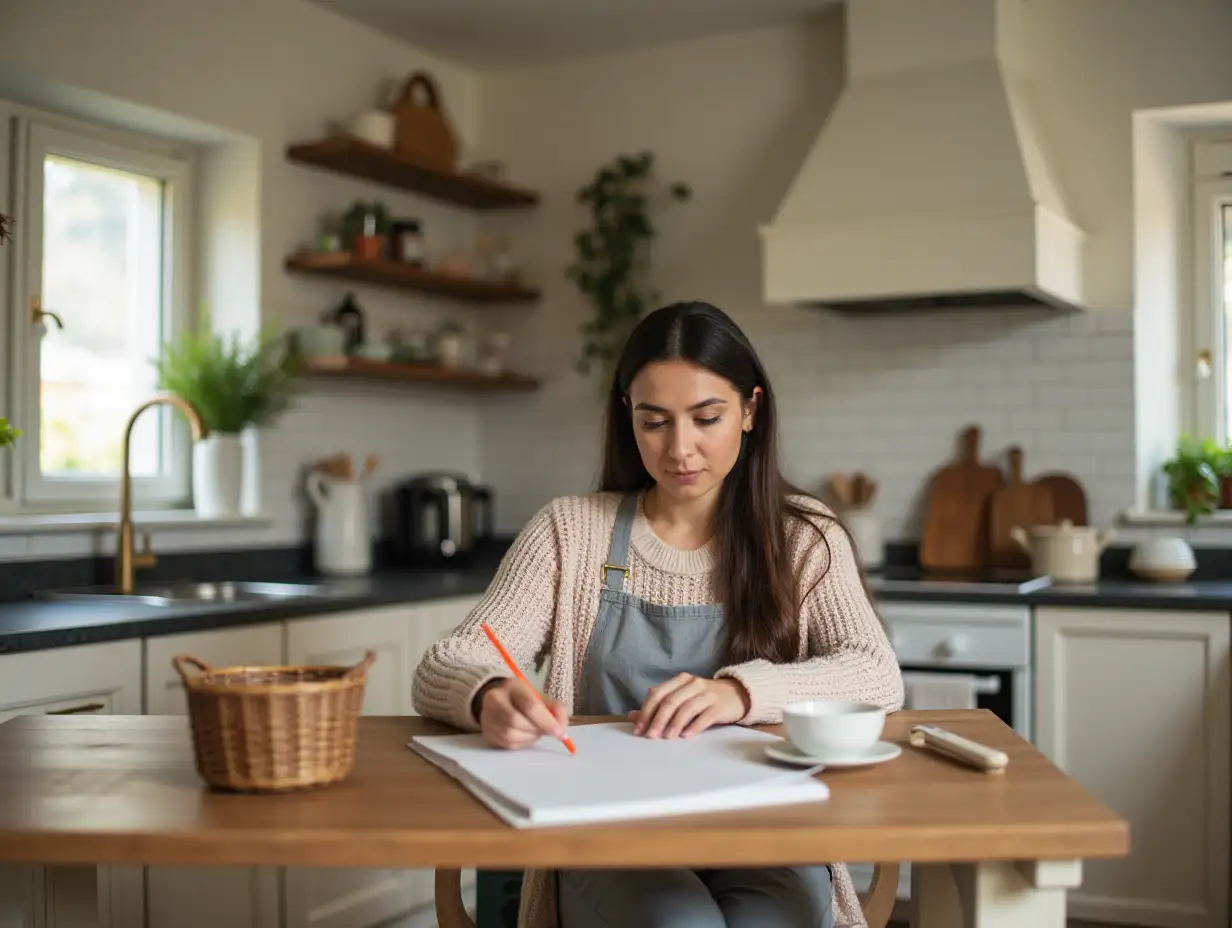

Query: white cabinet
[
  {"left": 1034, "top": 606, "right": 1231, "bottom": 928},
  {"left": 283, "top": 605, "right": 427, "bottom": 928},
  {"left": 0, "top": 640, "right": 145, "bottom": 928},
  {"left": 143, "top": 623, "right": 285, "bottom": 928},
  {"left": 407, "top": 594, "right": 485, "bottom": 705}
]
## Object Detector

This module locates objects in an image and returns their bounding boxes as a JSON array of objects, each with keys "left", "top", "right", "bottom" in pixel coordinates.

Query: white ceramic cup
[{"left": 782, "top": 700, "right": 886, "bottom": 759}]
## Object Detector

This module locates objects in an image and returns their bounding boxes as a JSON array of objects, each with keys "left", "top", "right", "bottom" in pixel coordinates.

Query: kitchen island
[{"left": 0, "top": 710, "right": 1127, "bottom": 928}]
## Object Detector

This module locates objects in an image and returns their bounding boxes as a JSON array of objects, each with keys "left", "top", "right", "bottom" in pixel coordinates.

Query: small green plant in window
[
  {"left": 1162, "top": 435, "right": 1221, "bottom": 523},
  {"left": 0, "top": 418, "right": 20, "bottom": 449}
]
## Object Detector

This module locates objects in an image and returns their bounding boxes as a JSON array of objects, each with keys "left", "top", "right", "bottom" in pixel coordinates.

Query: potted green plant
[
  {"left": 565, "top": 151, "right": 691, "bottom": 377},
  {"left": 0, "top": 417, "right": 20, "bottom": 449},
  {"left": 1214, "top": 443, "right": 1232, "bottom": 509},
  {"left": 1162, "top": 435, "right": 1221, "bottom": 523},
  {"left": 153, "top": 321, "right": 299, "bottom": 517},
  {"left": 340, "top": 199, "right": 391, "bottom": 261}
]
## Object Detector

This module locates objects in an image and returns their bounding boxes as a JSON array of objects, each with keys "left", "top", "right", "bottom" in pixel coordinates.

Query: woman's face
[{"left": 626, "top": 359, "right": 757, "bottom": 504}]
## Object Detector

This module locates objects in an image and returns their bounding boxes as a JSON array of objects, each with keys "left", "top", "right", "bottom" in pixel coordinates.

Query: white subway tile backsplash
[{"left": 480, "top": 302, "right": 1142, "bottom": 541}]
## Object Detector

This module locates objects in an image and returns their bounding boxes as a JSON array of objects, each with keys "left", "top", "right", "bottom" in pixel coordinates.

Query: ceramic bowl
[
  {"left": 295, "top": 325, "right": 346, "bottom": 358},
  {"left": 781, "top": 700, "right": 885, "bottom": 759},
  {"left": 1129, "top": 537, "right": 1197, "bottom": 582}
]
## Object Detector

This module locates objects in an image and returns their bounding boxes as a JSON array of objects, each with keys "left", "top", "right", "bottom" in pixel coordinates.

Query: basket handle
[
  {"left": 345, "top": 650, "right": 377, "bottom": 678},
  {"left": 395, "top": 71, "right": 442, "bottom": 111},
  {"left": 171, "top": 654, "right": 213, "bottom": 684}
]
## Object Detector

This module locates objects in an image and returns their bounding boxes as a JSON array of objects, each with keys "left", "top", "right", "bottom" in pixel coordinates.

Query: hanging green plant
[
  {"left": 565, "top": 151, "right": 691, "bottom": 376},
  {"left": 0, "top": 212, "right": 12, "bottom": 246}
]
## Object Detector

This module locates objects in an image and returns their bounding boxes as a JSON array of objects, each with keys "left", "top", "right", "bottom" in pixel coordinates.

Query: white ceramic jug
[
  {"left": 306, "top": 471, "right": 371, "bottom": 576},
  {"left": 844, "top": 508, "right": 883, "bottom": 570}
]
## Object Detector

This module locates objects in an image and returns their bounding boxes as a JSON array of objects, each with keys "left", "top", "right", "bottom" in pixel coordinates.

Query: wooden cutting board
[
  {"left": 919, "top": 425, "right": 1005, "bottom": 572},
  {"left": 989, "top": 446, "right": 1056, "bottom": 568},
  {"left": 1035, "top": 472, "right": 1088, "bottom": 525}
]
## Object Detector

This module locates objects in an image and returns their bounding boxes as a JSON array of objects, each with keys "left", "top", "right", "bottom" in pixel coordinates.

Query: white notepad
[{"left": 407, "top": 721, "right": 830, "bottom": 828}]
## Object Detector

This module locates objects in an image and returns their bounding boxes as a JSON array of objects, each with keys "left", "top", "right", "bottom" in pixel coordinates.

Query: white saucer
[{"left": 764, "top": 739, "right": 902, "bottom": 769}]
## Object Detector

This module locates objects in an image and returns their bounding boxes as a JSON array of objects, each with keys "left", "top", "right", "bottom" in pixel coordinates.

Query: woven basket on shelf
[
  {"left": 389, "top": 70, "right": 458, "bottom": 169},
  {"left": 172, "top": 650, "right": 376, "bottom": 793}
]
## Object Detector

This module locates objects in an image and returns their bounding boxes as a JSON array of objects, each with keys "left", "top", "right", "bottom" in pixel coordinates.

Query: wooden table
[{"left": 0, "top": 709, "right": 1127, "bottom": 928}]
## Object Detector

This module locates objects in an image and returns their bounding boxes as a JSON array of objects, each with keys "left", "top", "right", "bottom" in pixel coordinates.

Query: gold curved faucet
[{"left": 117, "top": 395, "right": 208, "bottom": 594}]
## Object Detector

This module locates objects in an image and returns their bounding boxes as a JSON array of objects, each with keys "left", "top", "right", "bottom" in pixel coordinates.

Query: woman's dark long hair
[{"left": 599, "top": 300, "right": 837, "bottom": 665}]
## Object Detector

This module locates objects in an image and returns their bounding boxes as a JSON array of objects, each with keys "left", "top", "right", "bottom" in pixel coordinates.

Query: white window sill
[
  {"left": 1118, "top": 508, "right": 1232, "bottom": 526},
  {"left": 0, "top": 510, "right": 273, "bottom": 536}
]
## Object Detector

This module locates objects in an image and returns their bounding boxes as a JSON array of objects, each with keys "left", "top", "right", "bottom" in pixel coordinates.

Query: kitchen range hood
[{"left": 760, "top": 0, "right": 1086, "bottom": 312}]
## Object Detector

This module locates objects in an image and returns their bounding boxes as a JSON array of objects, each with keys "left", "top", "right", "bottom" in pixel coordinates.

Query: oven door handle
[{"left": 972, "top": 675, "right": 1001, "bottom": 695}]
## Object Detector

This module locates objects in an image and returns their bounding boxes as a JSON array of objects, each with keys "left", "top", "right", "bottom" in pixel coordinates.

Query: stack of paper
[{"left": 407, "top": 721, "right": 830, "bottom": 828}]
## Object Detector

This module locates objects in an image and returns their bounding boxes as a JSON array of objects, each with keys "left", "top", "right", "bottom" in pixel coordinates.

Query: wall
[
  {"left": 0, "top": 0, "right": 492, "bottom": 557},
  {"left": 476, "top": 0, "right": 1232, "bottom": 543}
]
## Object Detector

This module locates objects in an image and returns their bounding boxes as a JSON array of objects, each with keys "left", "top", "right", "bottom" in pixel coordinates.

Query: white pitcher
[
  {"left": 844, "top": 508, "right": 883, "bottom": 570},
  {"left": 306, "top": 471, "right": 371, "bottom": 576}
]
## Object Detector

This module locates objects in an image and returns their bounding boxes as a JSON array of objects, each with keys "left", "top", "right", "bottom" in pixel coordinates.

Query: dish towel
[{"left": 903, "top": 671, "right": 979, "bottom": 710}]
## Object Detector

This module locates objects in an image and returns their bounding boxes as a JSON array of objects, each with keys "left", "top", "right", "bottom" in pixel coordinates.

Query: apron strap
[{"left": 601, "top": 494, "right": 638, "bottom": 592}]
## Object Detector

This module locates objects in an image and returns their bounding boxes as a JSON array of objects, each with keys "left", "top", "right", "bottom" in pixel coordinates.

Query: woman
[{"left": 412, "top": 300, "right": 904, "bottom": 928}]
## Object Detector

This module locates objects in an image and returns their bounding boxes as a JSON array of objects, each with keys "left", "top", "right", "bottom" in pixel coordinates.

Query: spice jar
[{"left": 391, "top": 220, "right": 426, "bottom": 267}]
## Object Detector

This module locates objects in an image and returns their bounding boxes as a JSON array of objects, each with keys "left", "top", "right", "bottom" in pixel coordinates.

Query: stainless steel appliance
[{"left": 392, "top": 473, "right": 494, "bottom": 563}]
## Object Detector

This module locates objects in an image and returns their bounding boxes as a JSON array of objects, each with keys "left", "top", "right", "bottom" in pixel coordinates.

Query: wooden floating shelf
[
  {"left": 300, "top": 356, "right": 541, "bottom": 392},
  {"left": 285, "top": 252, "right": 540, "bottom": 304},
  {"left": 285, "top": 136, "right": 540, "bottom": 210}
]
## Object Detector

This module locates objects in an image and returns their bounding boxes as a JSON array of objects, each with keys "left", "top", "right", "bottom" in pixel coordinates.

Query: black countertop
[
  {"left": 0, "top": 565, "right": 501, "bottom": 654},
  {"left": 874, "top": 580, "right": 1232, "bottom": 611},
  {"left": 2, "top": 544, "right": 1231, "bottom": 655}
]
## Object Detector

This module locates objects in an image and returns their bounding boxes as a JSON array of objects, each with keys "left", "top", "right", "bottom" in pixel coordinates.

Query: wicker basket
[
  {"left": 389, "top": 70, "right": 458, "bottom": 169},
  {"left": 172, "top": 650, "right": 377, "bottom": 793}
]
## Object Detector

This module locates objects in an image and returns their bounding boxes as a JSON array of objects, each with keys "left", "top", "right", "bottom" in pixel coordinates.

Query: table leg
[
  {"left": 911, "top": 859, "right": 1082, "bottom": 928},
  {"left": 435, "top": 869, "right": 477, "bottom": 928},
  {"left": 0, "top": 865, "right": 100, "bottom": 928}
]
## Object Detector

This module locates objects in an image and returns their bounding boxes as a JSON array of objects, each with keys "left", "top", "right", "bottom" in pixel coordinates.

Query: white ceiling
[{"left": 310, "top": 0, "right": 839, "bottom": 70}]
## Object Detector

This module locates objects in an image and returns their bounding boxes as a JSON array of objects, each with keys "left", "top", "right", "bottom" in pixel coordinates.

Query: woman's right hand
[{"left": 476, "top": 679, "right": 571, "bottom": 750}]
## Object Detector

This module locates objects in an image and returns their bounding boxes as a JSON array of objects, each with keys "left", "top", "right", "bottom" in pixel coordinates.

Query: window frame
[{"left": 6, "top": 108, "right": 195, "bottom": 512}]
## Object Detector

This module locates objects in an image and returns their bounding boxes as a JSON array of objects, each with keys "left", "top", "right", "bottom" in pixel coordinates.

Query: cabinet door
[
  {"left": 143, "top": 624, "right": 284, "bottom": 928},
  {"left": 283, "top": 606, "right": 431, "bottom": 928},
  {"left": 0, "top": 640, "right": 144, "bottom": 928},
  {"left": 408, "top": 594, "right": 483, "bottom": 691},
  {"left": 1034, "top": 606, "right": 1231, "bottom": 928},
  {"left": 408, "top": 594, "right": 547, "bottom": 691}
]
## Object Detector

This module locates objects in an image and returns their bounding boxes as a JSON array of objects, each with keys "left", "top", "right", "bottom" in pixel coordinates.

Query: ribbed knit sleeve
[
  {"left": 411, "top": 502, "right": 562, "bottom": 731},
  {"left": 715, "top": 514, "right": 904, "bottom": 725}
]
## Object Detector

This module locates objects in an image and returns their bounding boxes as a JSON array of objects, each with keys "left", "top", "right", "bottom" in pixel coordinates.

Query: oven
[
  {"left": 846, "top": 597, "right": 1034, "bottom": 903},
  {"left": 880, "top": 599, "right": 1033, "bottom": 739}
]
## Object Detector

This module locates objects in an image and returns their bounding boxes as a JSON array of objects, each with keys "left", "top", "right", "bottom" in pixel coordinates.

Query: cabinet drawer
[{"left": 884, "top": 617, "right": 1029, "bottom": 668}]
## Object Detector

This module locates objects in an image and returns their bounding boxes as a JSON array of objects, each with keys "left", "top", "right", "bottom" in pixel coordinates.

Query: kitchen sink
[{"left": 37, "top": 580, "right": 346, "bottom": 607}]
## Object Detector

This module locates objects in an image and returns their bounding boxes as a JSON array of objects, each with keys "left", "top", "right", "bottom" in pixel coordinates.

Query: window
[
  {"left": 1190, "top": 138, "right": 1232, "bottom": 445},
  {"left": 7, "top": 113, "right": 194, "bottom": 509}
]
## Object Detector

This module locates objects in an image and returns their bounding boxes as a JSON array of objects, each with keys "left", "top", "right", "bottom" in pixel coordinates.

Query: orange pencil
[{"left": 480, "top": 623, "right": 576, "bottom": 755}]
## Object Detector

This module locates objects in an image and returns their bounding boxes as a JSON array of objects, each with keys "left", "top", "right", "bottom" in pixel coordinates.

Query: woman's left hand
[{"left": 629, "top": 673, "right": 752, "bottom": 739}]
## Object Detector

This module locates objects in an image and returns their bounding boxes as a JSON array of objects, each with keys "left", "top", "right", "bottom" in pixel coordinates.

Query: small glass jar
[{"left": 390, "top": 220, "right": 426, "bottom": 267}]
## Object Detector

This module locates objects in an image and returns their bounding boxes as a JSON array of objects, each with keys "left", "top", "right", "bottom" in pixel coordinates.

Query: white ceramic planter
[{"left": 192, "top": 433, "right": 243, "bottom": 518}]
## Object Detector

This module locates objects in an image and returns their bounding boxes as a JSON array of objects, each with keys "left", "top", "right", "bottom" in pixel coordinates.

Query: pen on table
[{"left": 480, "top": 623, "right": 577, "bottom": 756}]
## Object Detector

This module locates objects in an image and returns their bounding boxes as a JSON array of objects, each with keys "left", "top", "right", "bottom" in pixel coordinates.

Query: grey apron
[
  {"left": 578, "top": 493, "right": 727, "bottom": 715},
  {"left": 559, "top": 493, "right": 835, "bottom": 928}
]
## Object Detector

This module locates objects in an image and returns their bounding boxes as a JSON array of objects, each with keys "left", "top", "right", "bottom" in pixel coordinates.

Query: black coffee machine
[{"left": 391, "top": 472, "right": 494, "bottom": 564}]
